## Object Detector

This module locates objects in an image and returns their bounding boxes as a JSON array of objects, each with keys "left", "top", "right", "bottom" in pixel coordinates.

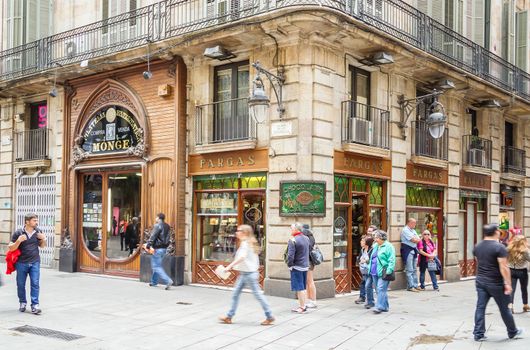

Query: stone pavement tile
[
  {"left": 215, "top": 338, "right": 269, "bottom": 349},
  {"left": 260, "top": 343, "right": 297, "bottom": 350},
  {"left": 176, "top": 334, "right": 245, "bottom": 350}
]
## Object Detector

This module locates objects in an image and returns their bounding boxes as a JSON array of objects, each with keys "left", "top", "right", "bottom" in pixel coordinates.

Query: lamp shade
[{"left": 248, "top": 83, "right": 270, "bottom": 123}]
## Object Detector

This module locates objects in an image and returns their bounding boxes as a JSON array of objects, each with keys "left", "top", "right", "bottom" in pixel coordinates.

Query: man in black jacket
[
  {"left": 125, "top": 217, "right": 139, "bottom": 255},
  {"left": 145, "top": 213, "right": 173, "bottom": 290}
]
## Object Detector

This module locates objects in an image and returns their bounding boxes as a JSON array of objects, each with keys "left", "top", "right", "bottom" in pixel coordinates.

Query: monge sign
[{"left": 82, "top": 106, "right": 142, "bottom": 154}]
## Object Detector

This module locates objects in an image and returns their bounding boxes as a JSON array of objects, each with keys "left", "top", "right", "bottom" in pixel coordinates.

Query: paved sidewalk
[{"left": 0, "top": 266, "right": 528, "bottom": 350}]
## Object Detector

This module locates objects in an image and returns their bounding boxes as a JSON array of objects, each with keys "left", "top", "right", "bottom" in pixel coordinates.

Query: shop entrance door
[
  {"left": 78, "top": 170, "right": 142, "bottom": 276},
  {"left": 351, "top": 194, "right": 367, "bottom": 290},
  {"left": 460, "top": 202, "right": 477, "bottom": 277}
]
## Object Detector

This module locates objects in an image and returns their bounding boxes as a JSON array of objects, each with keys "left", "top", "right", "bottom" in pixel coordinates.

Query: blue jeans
[
  {"left": 473, "top": 281, "right": 518, "bottom": 339},
  {"left": 366, "top": 274, "right": 378, "bottom": 306},
  {"left": 405, "top": 252, "right": 419, "bottom": 289},
  {"left": 15, "top": 262, "right": 40, "bottom": 306},
  {"left": 359, "top": 273, "right": 368, "bottom": 299},
  {"left": 227, "top": 271, "right": 272, "bottom": 319},
  {"left": 419, "top": 264, "right": 439, "bottom": 289},
  {"left": 150, "top": 248, "right": 173, "bottom": 286},
  {"left": 375, "top": 277, "right": 390, "bottom": 311}
]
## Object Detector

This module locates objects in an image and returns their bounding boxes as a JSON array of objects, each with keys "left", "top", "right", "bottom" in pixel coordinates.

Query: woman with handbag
[
  {"left": 507, "top": 235, "right": 530, "bottom": 313},
  {"left": 368, "top": 230, "right": 395, "bottom": 314},
  {"left": 219, "top": 225, "right": 275, "bottom": 325},
  {"left": 417, "top": 230, "right": 440, "bottom": 291}
]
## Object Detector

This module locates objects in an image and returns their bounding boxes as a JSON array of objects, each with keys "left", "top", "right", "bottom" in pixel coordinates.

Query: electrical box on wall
[{"left": 157, "top": 84, "right": 172, "bottom": 97}]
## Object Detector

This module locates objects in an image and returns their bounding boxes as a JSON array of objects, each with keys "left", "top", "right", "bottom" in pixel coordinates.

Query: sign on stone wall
[
  {"left": 279, "top": 181, "right": 326, "bottom": 217},
  {"left": 81, "top": 106, "right": 143, "bottom": 154}
]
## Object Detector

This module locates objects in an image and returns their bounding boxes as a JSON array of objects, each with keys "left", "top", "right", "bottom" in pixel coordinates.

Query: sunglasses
[{"left": 423, "top": 233, "right": 431, "bottom": 236}]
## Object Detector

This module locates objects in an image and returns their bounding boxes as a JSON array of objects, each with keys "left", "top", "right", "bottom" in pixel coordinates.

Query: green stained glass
[
  {"left": 351, "top": 177, "right": 365, "bottom": 193},
  {"left": 369, "top": 180, "right": 383, "bottom": 205},
  {"left": 194, "top": 172, "right": 266, "bottom": 190},
  {"left": 459, "top": 197, "right": 466, "bottom": 210},
  {"left": 406, "top": 185, "right": 441, "bottom": 208},
  {"left": 241, "top": 175, "right": 267, "bottom": 189},
  {"left": 334, "top": 176, "right": 349, "bottom": 203}
]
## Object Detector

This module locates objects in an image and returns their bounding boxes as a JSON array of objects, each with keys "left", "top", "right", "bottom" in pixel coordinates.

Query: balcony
[
  {"left": 411, "top": 120, "right": 448, "bottom": 162},
  {"left": 341, "top": 101, "right": 390, "bottom": 155},
  {"left": 462, "top": 135, "right": 492, "bottom": 170},
  {"left": 0, "top": 1, "right": 528, "bottom": 104},
  {"left": 502, "top": 146, "right": 526, "bottom": 176},
  {"left": 14, "top": 128, "right": 51, "bottom": 168},
  {"left": 194, "top": 97, "right": 256, "bottom": 152}
]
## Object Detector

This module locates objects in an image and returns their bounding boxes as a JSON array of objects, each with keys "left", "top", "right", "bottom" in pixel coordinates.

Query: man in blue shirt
[{"left": 401, "top": 218, "right": 420, "bottom": 292}]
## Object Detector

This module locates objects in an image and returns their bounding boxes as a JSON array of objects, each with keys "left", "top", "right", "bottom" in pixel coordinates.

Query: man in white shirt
[{"left": 400, "top": 218, "right": 420, "bottom": 292}]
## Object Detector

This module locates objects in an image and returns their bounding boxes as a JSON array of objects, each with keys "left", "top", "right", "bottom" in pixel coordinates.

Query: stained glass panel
[
  {"left": 406, "top": 185, "right": 441, "bottom": 208},
  {"left": 351, "top": 177, "right": 366, "bottom": 193},
  {"left": 334, "top": 176, "right": 349, "bottom": 203},
  {"left": 369, "top": 180, "right": 383, "bottom": 205}
]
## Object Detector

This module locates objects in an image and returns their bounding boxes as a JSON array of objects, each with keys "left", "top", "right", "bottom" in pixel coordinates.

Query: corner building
[{"left": 0, "top": 1, "right": 529, "bottom": 298}]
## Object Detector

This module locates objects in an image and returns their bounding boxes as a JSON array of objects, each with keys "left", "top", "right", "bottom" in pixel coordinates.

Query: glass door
[
  {"left": 78, "top": 170, "right": 142, "bottom": 274},
  {"left": 351, "top": 194, "right": 367, "bottom": 290}
]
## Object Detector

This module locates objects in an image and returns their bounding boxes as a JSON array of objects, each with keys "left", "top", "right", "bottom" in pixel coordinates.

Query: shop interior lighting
[{"left": 203, "top": 45, "right": 235, "bottom": 61}]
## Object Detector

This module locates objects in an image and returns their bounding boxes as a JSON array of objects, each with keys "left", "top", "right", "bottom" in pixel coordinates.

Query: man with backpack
[
  {"left": 286, "top": 222, "right": 310, "bottom": 313},
  {"left": 145, "top": 213, "right": 173, "bottom": 290}
]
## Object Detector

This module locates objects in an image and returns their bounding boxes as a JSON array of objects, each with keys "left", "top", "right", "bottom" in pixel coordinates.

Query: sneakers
[
  {"left": 354, "top": 297, "right": 366, "bottom": 304},
  {"left": 407, "top": 287, "right": 420, "bottom": 292},
  {"left": 219, "top": 316, "right": 232, "bottom": 324},
  {"left": 19, "top": 303, "right": 26, "bottom": 313},
  {"left": 261, "top": 317, "right": 275, "bottom": 326},
  {"left": 372, "top": 308, "right": 382, "bottom": 314},
  {"left": 474, "top": 335, "right": 488, "bottom": 342},
  {"left": 305, "top": 300, "right": 317, "bottom": 308},
  {"left": 148, "top": 283, "right": 157, "bottom": 287},
  {"left": 165, "top": 281, "right": 173, "bottom": 290},
  {"left": 291, "top": 306, "right": 307, "bottom": 314},
  {"left": 31, "top": 305, "right": 42, "bottom": 315},
  {"left": 364, "top": 303, "right": 375, "bottom": 309},
  {"left": 509, "top": 328, "right": 524, "bottom": 339},
  {"left": 524, "top": 304, "right": 530, "bottom": 312}
]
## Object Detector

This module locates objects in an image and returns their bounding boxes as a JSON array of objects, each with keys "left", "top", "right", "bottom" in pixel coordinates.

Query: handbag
[
  {"left": 310, "top": 245, "right": 324, "bottom": 266},
  {"left": 427, "top": 259, "right": 438, "bottom": 272},
  {"left": 382, "top": 266, "right": 395, "bottom": 281}
]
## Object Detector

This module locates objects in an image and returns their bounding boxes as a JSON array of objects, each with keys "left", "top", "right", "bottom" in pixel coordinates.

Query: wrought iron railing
[
  {"left": 462, "top": 135, "right": 492, "bottom": 169},
  {"left": 0, "top": 0, "right": 529, "bottom": 102},
  {"left": 15, "top": 128, "right": 51, "bottom": 161},
  {"left": 341, "top": 100, "right": 390, "bottom": 149},
  {"left": 502, "top": 146, "right": 526, "bottom": 176},
  {"left": 195, "top": 97, "right": 256, "bottom": 145},
  {"left": 411, "top": 120, "right": 448, "bottom": 160}
]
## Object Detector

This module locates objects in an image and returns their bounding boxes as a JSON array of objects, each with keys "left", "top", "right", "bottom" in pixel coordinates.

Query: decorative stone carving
[
  {"left": 71, "top": 135, "right": 89, "bottom": 166},
  {"left": 87, "top": 88, "right": 137, "bottom": 116},
  {"left": 61, "top": 227, "right": 73, "bottom": 249}
]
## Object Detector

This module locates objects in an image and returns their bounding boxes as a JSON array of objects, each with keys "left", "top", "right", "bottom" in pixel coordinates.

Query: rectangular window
[
  {"left": 29, "top": 101, "right": 47, "bottom": 129},
  {"left": 213, "top": 61, "right": 250, "bottom": 142},
  {"left": 516, "top": 10, "right": 528, "bottom": 71},
  {"left": 502, "top": 0, "right": 516, "bottom": 63}
]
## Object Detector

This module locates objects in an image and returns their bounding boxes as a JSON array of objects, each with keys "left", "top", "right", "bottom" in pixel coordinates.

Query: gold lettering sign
[
  {"left": 200, "top": 198, "right": 234, "bottom": 210},
  {"left": 407, "top": 163, "right": 448, "bottom": 186},
  {"left": 334, "top": 151, "right": 391, "bottom": 178},
  {"left": 189, "top": 149, "right": 268, "bottom": 175},
  {"left": 459, "top": 171, "right": 491, "bottom": 191}
]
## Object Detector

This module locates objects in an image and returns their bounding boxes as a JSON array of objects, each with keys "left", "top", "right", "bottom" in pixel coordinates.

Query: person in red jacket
[{"left": 8, "top": 213, "right": 46, "bottom": 315}]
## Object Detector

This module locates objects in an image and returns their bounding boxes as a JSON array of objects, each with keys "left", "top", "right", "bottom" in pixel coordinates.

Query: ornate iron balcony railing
[
  {"left": 502, "top": 146, "right": 526, "bottom": 176},
  {"left": 462, "top": 135, "right": 492, "bottom": 169},
  {"left": 341, "top": 100, "right": 390, "bottom": 149},
  {"left": 411, "top": 120, "right": 448, "bottom": 160},
  {"left": 195, "top": 97, "right": 256, "bottom": 145},
  {"left": 0, "top": 0, "right": 529, "bottom": 103},
  {"left": 15, "top": 127, "right": 51, "bottom": 161}
]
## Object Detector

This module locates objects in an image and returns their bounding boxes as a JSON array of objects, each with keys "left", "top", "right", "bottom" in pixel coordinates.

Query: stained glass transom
[
  {"left": 334, "top": 176, "right": 349, "bottom": 203},
  {"left": 369, "top": 181, "right": 383, "bottom": 205},
  {"left": 406, "top": 186, "right": 441, "bottom": 208},
  {"left": 351, "top": 177, "right": 366, "bottom": 193},
  {"left": 194, "top": 173, "right": 267, "bottom": 190}
]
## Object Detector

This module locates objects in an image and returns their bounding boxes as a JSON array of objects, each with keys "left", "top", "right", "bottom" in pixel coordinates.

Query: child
[{"left": 355, "top": 235, "right": 374, "bottom": 304}]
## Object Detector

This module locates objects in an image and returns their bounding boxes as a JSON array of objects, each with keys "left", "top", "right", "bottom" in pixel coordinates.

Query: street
[{"left": 0, "top": 265, "right": 528, "bottom": 350}]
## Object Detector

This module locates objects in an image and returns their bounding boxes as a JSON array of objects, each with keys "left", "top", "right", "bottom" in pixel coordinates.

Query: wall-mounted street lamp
[
  {"left": 248, "top": 61, "right": 285, "bottom": 123},
  {"left": 398, "top": 89, "right": 448, "bottom": 139}
]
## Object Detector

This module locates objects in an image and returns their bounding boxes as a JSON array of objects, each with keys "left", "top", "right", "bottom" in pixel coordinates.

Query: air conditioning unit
[
  {"left": 468, "top": 148, "right": 485, "bottom": 167},
  {"left": 350, "top": 118, "right": 373, "bottom": 146},
  {"left": 65, "top": 41, "right": 77, "bottom": 58}
]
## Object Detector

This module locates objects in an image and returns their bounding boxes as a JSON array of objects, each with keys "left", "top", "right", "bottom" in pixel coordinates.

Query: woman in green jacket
[{"left": 367, "top": 230, "right": 396, "bottom": 313}]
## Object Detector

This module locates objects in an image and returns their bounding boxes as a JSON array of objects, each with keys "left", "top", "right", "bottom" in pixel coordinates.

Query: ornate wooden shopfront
[
  {"left": 61, "top": 60, "right": 187, "bottom": 277},
  {"left": 333, "top": 150, "right": 391, "bottom": 294},
  {"left": 189, "top": 149, "right": 269, "bottom": 286}
]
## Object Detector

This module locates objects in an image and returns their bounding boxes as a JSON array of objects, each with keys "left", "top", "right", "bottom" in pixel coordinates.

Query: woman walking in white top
[{"left": 219, "top": 225, "right": 275, "bottom": 325}]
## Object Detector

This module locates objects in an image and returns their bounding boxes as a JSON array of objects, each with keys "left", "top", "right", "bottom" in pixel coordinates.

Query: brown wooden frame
[{"left": 460, "top": 198, "right": 488, "bottom": 277}]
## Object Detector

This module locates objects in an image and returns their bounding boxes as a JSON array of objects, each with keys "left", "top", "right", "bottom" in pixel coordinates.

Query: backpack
[{"left": 283, "top": 237, "right": 296, "bottom": 265}]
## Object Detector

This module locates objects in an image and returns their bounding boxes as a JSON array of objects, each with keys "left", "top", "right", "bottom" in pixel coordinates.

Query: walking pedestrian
[
  {"left": 472, "top": 223, "right": 523, "bottom": 342},
  {"left": 369, "top": 230, "right": 396, "bottom": 314},
  {"left": 417, "top": 230, "right": 439, "bottom": 291},
  {"left": 219, "top": 225, "right": 275, "bottom": 325},
  {"left": 302, "top": 224, "right": 317, "bottom": 309},
  {"left": 8, "top": 213, "right": 46, "bottom": 314},
  {"left": 355, "top": 235, "right": 374, "bottom": 304},
  {"left": 286, "top": 222, "right": 310, "bottom": 313},
  {"left": 401, "top": 218, "right": 420, "bottom": 292},
  {"left": 145, "top": 213, "right": 173, "bottom": 290},
  {"left": 507, "top": 235, "right": 530, "bottom": 313}
]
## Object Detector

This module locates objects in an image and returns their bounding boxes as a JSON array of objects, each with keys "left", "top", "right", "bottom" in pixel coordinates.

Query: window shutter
[
  {"left": 508, "top": 0, "right": 515, "bottom": 63},
  {"left": 6, "top": 0, "right": 24, "bottom": 49},
  {"left": 416, "top": 0, "right": 429, "bottom": 14},
  {"left": 431, "top": 0, "right": 445, "bottom": 24},
  {"left": 516, "top": 11, "right": 528, "bottom": 71},
  {"left": 473, "top": 0, "right": 485, "bottom": 46}
]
